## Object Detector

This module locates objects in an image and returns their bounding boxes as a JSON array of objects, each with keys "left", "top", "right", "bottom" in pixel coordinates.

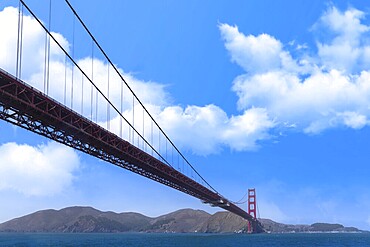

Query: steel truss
[{"left": 0, "top": 69, "right": 264, "bottom": 233}]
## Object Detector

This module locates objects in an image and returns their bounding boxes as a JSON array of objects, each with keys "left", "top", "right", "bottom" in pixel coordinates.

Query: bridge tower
[{"left": 247, "top": 188, "right": 257, "bottom": 233}]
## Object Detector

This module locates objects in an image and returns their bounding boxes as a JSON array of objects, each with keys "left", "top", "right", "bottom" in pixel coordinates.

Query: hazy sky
[{"left": 1, "top": 0, "right": 370, "bottom": 230}]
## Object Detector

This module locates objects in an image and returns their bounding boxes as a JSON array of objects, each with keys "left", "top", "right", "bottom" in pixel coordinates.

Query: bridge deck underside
[{"left": 0, "top": 69, "right": 263, "bottom": 233}]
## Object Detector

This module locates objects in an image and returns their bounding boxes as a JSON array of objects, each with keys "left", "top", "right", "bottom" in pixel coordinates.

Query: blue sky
[{"left": 1, "top": 0, "right": 370, "bottom": 230}]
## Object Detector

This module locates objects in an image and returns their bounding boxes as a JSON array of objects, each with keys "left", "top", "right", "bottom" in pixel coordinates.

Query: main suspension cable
[
  {"left": 64, "top": 0, "right": 219, "bottom": 194},
  {"left": 19, "top": 0, "right": 172, "bottom": 170}
]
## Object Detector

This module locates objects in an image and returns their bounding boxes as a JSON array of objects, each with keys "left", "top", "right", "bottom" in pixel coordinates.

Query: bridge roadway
[{"left": 0, "top": 68, "right": 264, "bottom": 233}]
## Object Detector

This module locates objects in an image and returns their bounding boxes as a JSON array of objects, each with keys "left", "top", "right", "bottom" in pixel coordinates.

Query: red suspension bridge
[{"left": 0, "top": 0, "right": 264, "bottom": 233}]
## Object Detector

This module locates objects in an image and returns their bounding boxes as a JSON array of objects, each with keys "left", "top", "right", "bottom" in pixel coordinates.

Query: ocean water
[{"left": 0, "top": 233, "right": 370, "bottom": 247}]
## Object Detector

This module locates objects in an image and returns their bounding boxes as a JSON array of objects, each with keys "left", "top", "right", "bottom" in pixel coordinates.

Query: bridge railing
[{"left": 5, "top": 0, "right": 219, "bottom": 195}]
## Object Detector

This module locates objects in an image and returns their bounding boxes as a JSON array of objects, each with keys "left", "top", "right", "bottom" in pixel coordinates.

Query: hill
[{"left": 0, "top": 207, "right": 365, "bottom": 233}]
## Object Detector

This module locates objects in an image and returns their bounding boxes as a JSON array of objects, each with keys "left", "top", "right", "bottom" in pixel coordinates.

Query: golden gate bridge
[{"left": 0, "top": 0, "right": 264, "bottom": 233}]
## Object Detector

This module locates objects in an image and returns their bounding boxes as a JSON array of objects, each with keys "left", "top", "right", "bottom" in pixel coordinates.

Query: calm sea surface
[{"left": 0, "top": 233, "right": 370, "bottom": 247}]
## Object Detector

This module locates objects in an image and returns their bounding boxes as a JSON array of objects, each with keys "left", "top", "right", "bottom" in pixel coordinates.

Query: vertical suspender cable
[
  {"left": 96, "top": 80, "right": 98, "bottom": 122},
  {"left": 128, "top": 99, "right": 131, "bottom": 142},
  {"left": 120, "top": 80, "right": 123, "bottom": 138},
  {"left": 43, "top": 17, "right": 47, "bottom": 92},
  {"left": 18, "top": 4, "right": 23, "bottom": 79},
  {"left": 142, "top": 108, "right": 145, "bottom": 150},
  {"left": 151, "top": 121, "right": 153, "bottom": 156},
  {"left": 132, "top": 95, "right": 135, "bottom": 144},
  {"left": 16, "top": 1, "right": 21, "bottom": 79},
  {"left": 71, "top": 16, "right": 75, "bottom": 109},
  {"left": 95, "top": 48, "right": 98, "bottom": 122},
  {"left": 137, "top": 107, "right": 140, "bottom": 147},
  {"left": 91, "top": 41, "right": 94, "bottom": 120},
  {"left": 81, "top": 73, "right": 84, "bottom": 114},
  {"left": 107, "top": 64, "right": 110, "bottom": 130},
  {"left": 46, "top": 0, "right": 51, "bottom": 95},
  {"left": 64, "top": 55, "right": 67, "bottom": 105},
  {"left": 158, "top": 128, "right": 161, "bottom": 160}
]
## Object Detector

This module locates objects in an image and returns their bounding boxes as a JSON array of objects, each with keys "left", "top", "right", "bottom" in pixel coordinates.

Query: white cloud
[
  {"left": 103, "top": 104, "right": 274, "bottom": 155},
  {"left": 315, "top": 6, "right": 370, "bottom": 73},
  {"left": 337, "top": 111, "right": 368, "bottom": 129},
  {"left": 318, "top": 6, "right": 368, "bottom": 45},
  {"left": 157, "top": 104, "right": 228, "bottom": 154},
  {"left": 0, "top": 142, "right": 80, "bottom": 196},
  {"left": 222, "top": 108, "right": 275, "bottom": 151},
  {"left": 220, "top": 5, "right": 370, "bottom": 134},
  {"left": 158, "top": 105, "right": 274, "bottom": 154},
  {"left": 219, "top": 23, "right": 299, "bottom": 74},
  {"left": 0, "top": 7, "right": 69, "bottom": 80},
  {"left": 232, "top": 69, "right": 370, "bottom": 133}
]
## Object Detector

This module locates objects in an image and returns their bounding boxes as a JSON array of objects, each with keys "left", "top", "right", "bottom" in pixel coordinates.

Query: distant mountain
[
  {"left": 0, "top": 207, "right": 151, "bottom": 233},
  {"left": 0, "top": 206, "right": 365, "bottom": 233},
  {"left": 147, "top": 208, "right": 210, "bottom": 233},
  {"left": 199, "top": 211, "right": 248, "bottom": 233},
  {"left": 259, "top": 219, "right": 365, "bottom": 233}
]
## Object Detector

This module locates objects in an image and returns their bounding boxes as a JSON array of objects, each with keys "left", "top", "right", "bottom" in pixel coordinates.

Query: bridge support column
[{"left": 247, "top": 188, "right": 257, "bottom": 233}]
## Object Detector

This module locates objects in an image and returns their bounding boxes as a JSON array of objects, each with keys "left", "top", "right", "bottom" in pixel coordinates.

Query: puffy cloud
[
  {"left": 220, "top": 5, "right": 370, "bottom": 134},
  {"left": 158, "top": 104, "right": 228, "bottom": 154},
  {"left": 222, "top": 108, "right": 275, "bottom": 151},
  {"left": 338, "top": 111, "right": 367, "bottom": 129},
  {"left": 0, "top": 142, "right": 80, "bottom": 196},
  {"left": 314, "top": 6, "right": 370, "bottom": 73},
  {"left": 103, "top": 104, "right": 274, "bottom": 155},
  {"left": 317, "top": 6, "right": 368, "bottom": 45},
  {"left": 219, "top": 23, "right": 299, "bottom": 74},
  {"left": 0, "top": 7, "right": 68, "bottom": 79},
  {"left": 157, "top": 105, "right": 274, "bottom": 154},
  {"left": 232, "top": 69, "right": 370, "bottom": 133}
]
